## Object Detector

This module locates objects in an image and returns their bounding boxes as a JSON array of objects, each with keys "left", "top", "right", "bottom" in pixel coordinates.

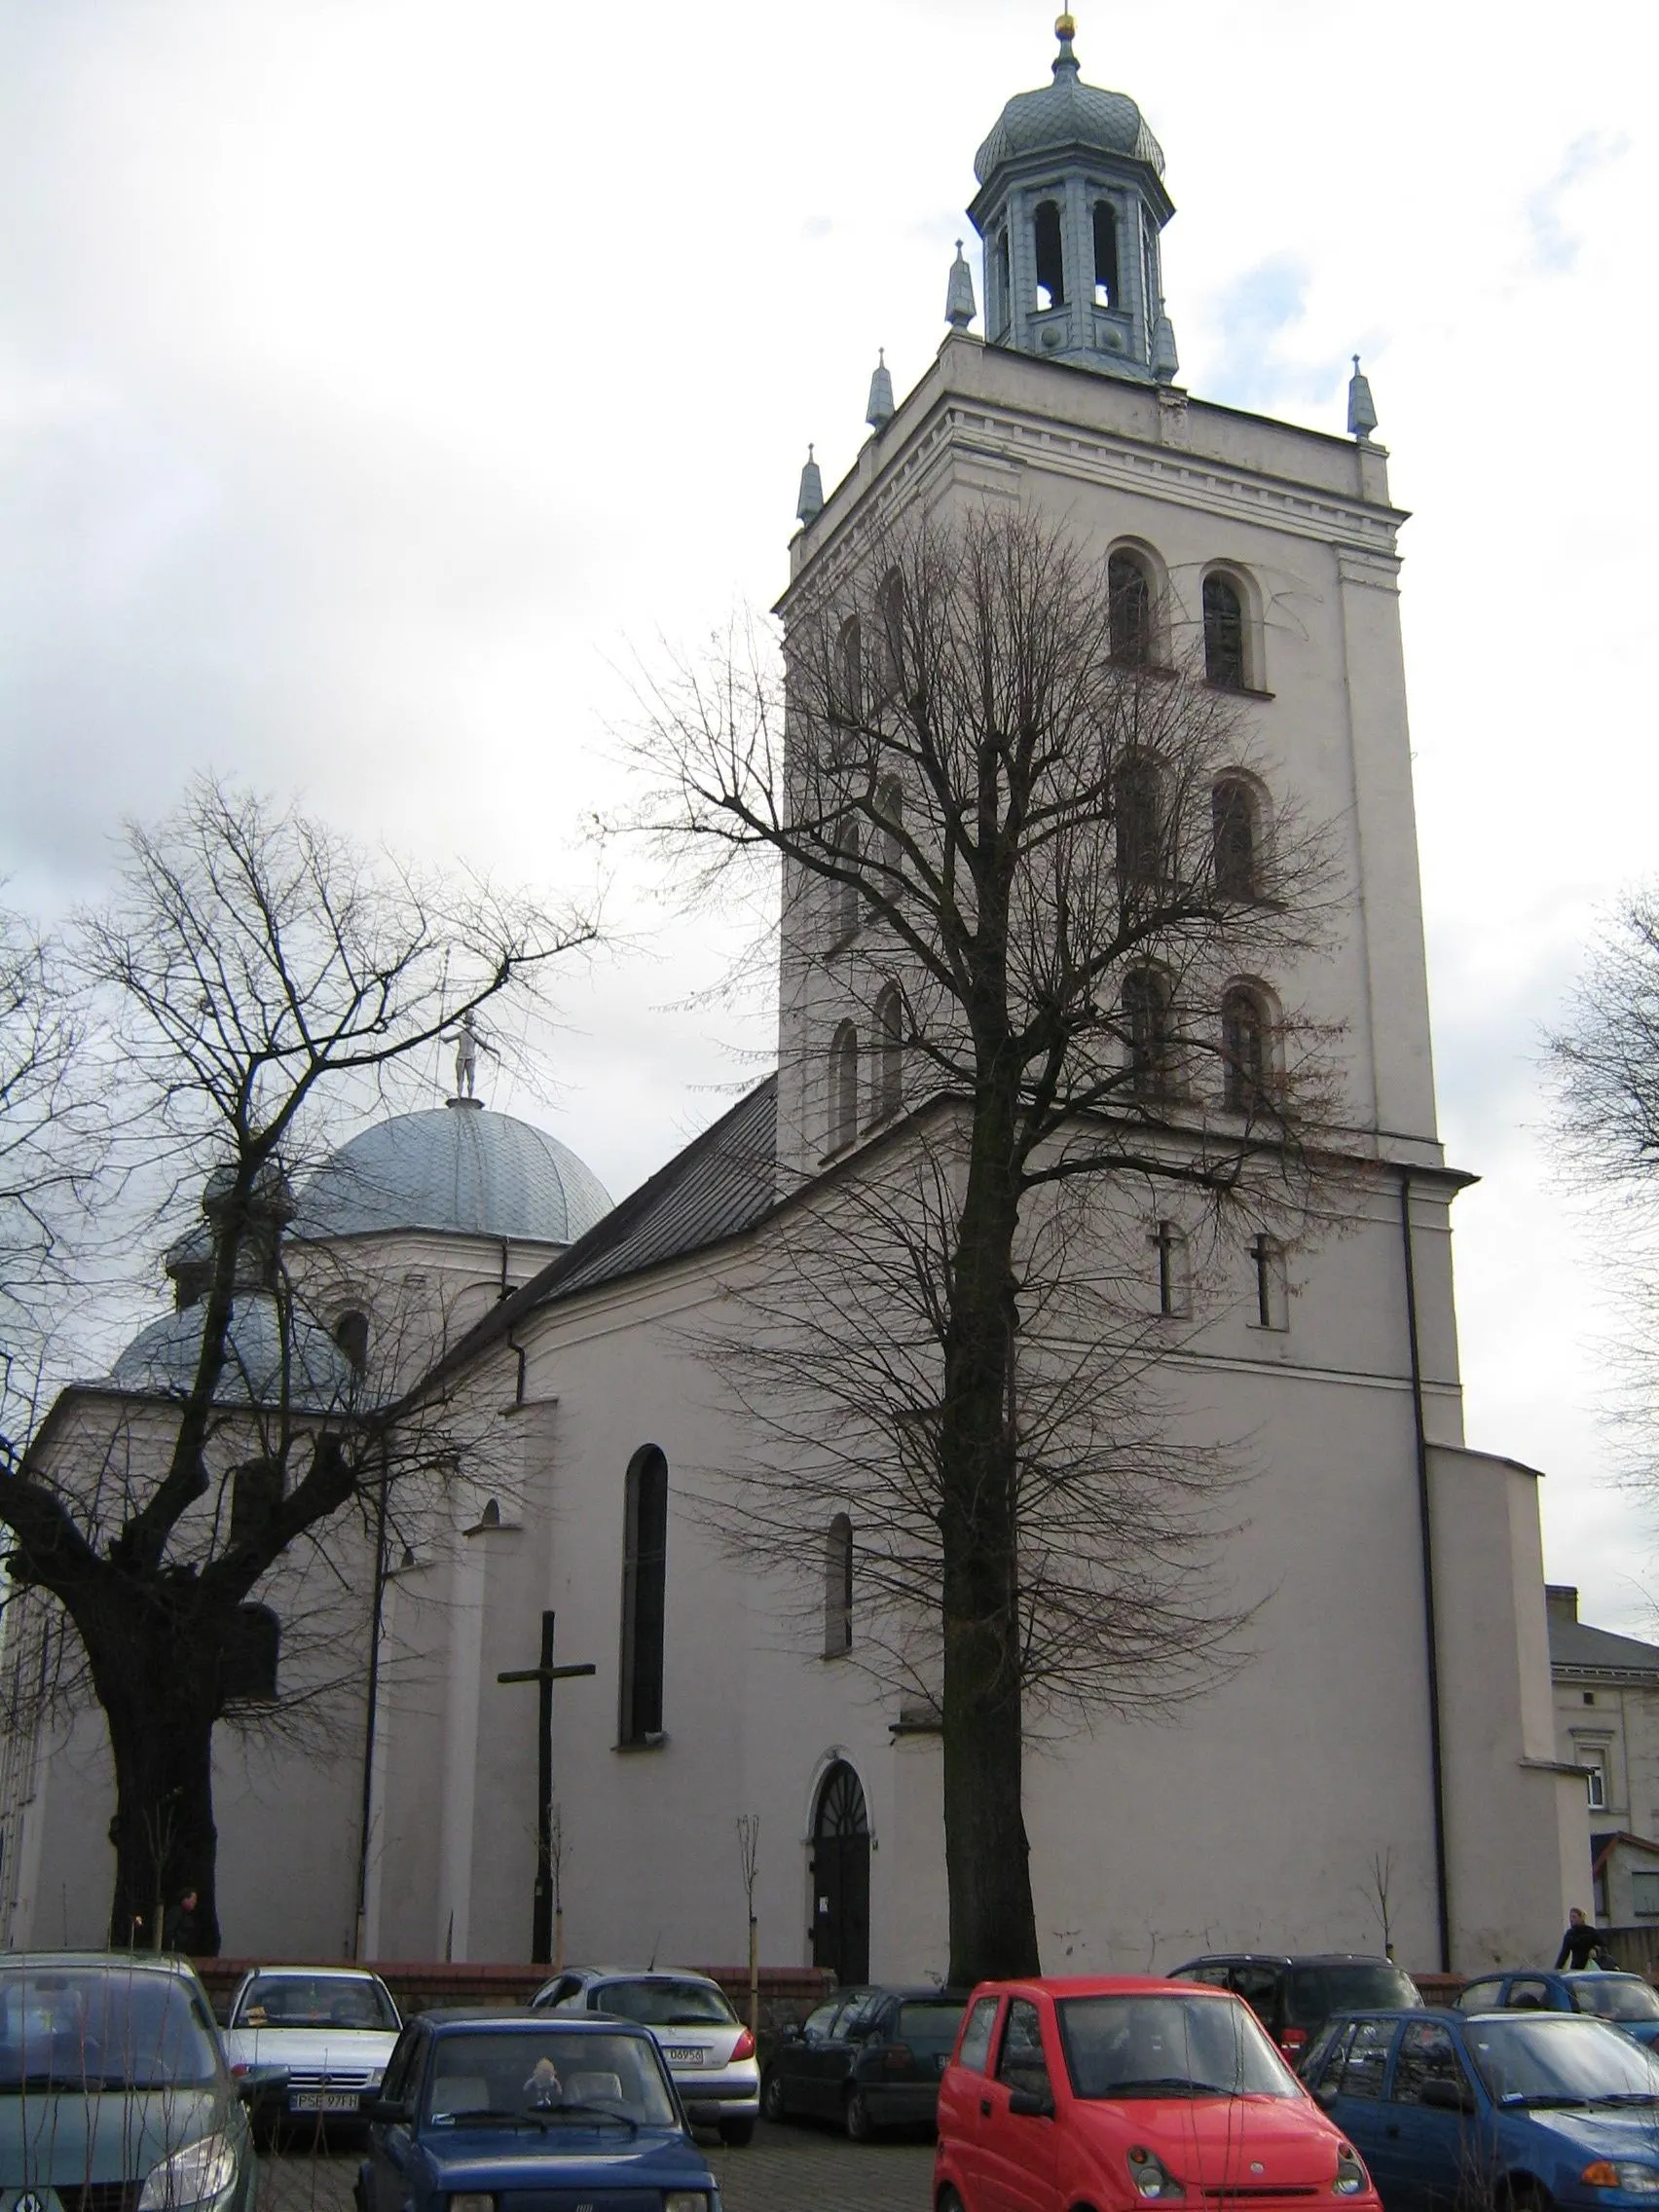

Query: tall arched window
[
  {"left": 1093, "top": 200, "right": 1120, "bottom": 308},
  {"left": 221, "top": 1605, "right": 279, "bottom": 1705},
  {"left": 875, "top": 776, "right": 903, "bottom": 879},
  {"left": 995, "top": 227, "right": 1012, "bottom": 337},
  {"left": 825, "top": 1514, "right": 853, "bottom": 1656},
  {"left": 1034, "top": 200, "right": 1066, "bottom": 310},
  {"left": 1203, "top": 573, "right": 1247, "bottom": 689},
  {"left": 829, "top": 1021, "right": 860, "bottom": 1152},
  {"left": 835, "top": 816, "right": 862, "bottom": 941},
  {"left": 874, "top": 984, "right": 903, "bottom": 1121},
  {"left": 875, "top": 569, "right": 904, "bottom": 700},
  {"left": 333, "top": 1309, "right": 369, "bottom": 1374},
  {"left": 619, "top": 1446, "right": 669, "bottom": 1744},
  {"left": 1115, "top": 756, "right": 1164, "bottom": 889},
  {"left": 1221, "top": 985, "right": 1270, "bottom": 1115},
  {"left": 1123, "top": 969, "right": 1174, "bottom": 1100},
  {"left": 833, "top": 615, "right": 863, "bottom": 724},
  {"left": 1108, "top": 552, "right": 1153, "bottom": 667},
  {"left": 1211, "top": 776, "right": 1260, "bottom": 900}
]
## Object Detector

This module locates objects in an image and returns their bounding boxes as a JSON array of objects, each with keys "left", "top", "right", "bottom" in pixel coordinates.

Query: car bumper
[
  {"left": 860, "top": 2079, "right": 943, "bottom": 2125},
  {"left": 670, "top": 2062, "right": 760, "bottom": 2114}
]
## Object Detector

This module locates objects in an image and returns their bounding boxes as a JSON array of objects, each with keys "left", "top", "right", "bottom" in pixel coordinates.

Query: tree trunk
[
  {"left": 96, "top": 1632, "right": 222, "bottom": 1957},
  {"left": 939, "top": 1075, "right": 1041, "bottom": 1986}
]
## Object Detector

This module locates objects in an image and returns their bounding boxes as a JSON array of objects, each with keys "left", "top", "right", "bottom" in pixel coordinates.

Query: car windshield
[
  {"left": 596, "top": 1981, "right": 735, "bottom": 2029},
  {"left": 1288, "top": 1966, "right": 1419, "bottom": 2030},
  {"left": 235, "top": 1974, "right": 398, "bottom": 2031},
  {"left": 1567, "top": 1978, "right": 1659, "bottom": 2024},
  {"left": 423, "top": 2029, "right": 679, "bottom": 2128},
  {"left": 1058, "top": 1994, "right": 1300, "bottom": 2100},
  {"left": 897, "top": 2000, "right": 968, "bottom": 2050},
  {"left": 1465, "top": 2016, "right": 1659, "bottom": 2105},
  {"left": 0, "top": 1967, "right": 221, "bottom": 2091}
]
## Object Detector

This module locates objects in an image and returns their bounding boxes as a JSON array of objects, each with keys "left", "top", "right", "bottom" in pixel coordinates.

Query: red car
[{"left": 934, "top": 1974, "right": 1381, "bottom": 2212}]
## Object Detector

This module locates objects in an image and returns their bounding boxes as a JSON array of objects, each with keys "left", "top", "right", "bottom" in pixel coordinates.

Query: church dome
[
  {"left": 974, "top": 27, "right": 1164, "bottom": 185},
  {"left": 110, "top": 1295, "right": 355, "bottom": 1408},
  {"left": 291, "top": 1100, "right": 613, "bottom": 1247}
]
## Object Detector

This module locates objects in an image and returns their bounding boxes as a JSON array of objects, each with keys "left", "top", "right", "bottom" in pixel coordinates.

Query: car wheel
[
  {"left": 938, "top": 2191, "right": 966, "bottom": 2212},
  {"left": 760, "top": 2071, "right": 788, "bottom": 2122},
  {"left": 1505, "top": 2186, "right": 1552, "bottom": 2212},
  {"left": 845, "top": 2085, "right": 877, "bottom": 2142},
  {"left": 719, "top": 2119, "right": 755, "bottom": 2148}
]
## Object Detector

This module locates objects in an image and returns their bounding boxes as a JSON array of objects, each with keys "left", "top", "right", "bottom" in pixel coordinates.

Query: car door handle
[{"left": 980, "top": 2098, "right": 992, "bottom": 2117}]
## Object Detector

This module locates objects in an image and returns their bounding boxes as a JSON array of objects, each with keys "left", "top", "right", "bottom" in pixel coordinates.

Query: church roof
[
  {"left": 292, "top": 1101, "right": 612, "bottom": 1248},
  {"left": 109, "top": 1293, "right": 356, "bottom": 1410},
  {"left": 974, "top": 35, "right": 1164, "bottom": 186}
]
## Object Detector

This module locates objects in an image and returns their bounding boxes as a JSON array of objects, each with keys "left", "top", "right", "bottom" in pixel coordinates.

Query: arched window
[
  {"left": 833, "top": 615, "right": 863, "bottom": 724},
  {"left": 995, "top": 227, "right": 1012, "bottom": 337},
  {"left": 874, "top": 984, "right": 903, "bottom": 1121},
  {"left": 333, "top": 1309, "right": 369, "bottom": 1374},
  {"left": 1123, "top": 969, "right": 1175, "bottom": 1100},
  {"left": 834, "top": 816, "right": 862, "bottom": 941},
  {"left": 1115, "top": 756, "right": 1164, "bottom": 889},
  {"left": 1034, "top": 200, "right": 1066, "bottom": 311},
  {"left": 811, "top": 1760, "right": 870, "bottom": 1983},
  {"left": 221, "top": 1605, "right": 278, "bottom": 1705},
  {"left": 875, "top": 776, "right": 903, "bottom": 879},
  {"left": 1093, "top": 200, "right": 1120, "bottom": 308},
  {"left": 1211, "top": 776, "right": 1260, "bottom": 901},
  {"left": 825, "top": 1514, "right": 853, "bottom": 1656},
  {"left": 619, "top": 1445, "right": 669, "bottom": 1744},
  {"left": 1221, "top": 985, "right": 1271, "bottom": 1115},
  {"left": 1108, "top": 552, "right": 1153, "bottom": 668},
  {"left": 875, "top": 569, "right": 904, "bottom": 700},
  {"left": 1203, "top": 573, "right": 1247, "bottom": 689},
  {"left": 829, "top": 1021, "right": 860, "bottom": 1153}
]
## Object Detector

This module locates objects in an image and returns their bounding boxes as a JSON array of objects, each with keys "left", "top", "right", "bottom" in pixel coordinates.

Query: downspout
[
  {"left": 1400, "top": 1170, "right": 1452, "bottom": 1972},
  {"left": 352, "top": 1441, "right": 390, "bottom": 1961}
]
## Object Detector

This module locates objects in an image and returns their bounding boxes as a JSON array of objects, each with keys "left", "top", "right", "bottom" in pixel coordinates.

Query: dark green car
[{"left": 0, "top": 1951, "right": 276, "bottom": 2212}]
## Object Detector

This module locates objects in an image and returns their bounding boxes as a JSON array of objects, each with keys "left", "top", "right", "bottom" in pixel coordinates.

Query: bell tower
[{"left": 969, "top": 12, "right": 1178, "bottom": 383}]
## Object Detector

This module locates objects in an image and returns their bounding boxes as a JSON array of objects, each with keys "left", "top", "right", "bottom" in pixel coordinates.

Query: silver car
[
  {"left": 531, "top": 1967, "right": 759, "bottom": 2146},
  {"left": 222, "top": 1966, "right": 401, "bottom": 2129}
]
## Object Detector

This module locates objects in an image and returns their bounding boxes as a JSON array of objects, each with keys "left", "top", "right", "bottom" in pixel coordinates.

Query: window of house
[
  {"left": 873, "top": 985, "right": 903, "bottom": 1121},
  {"left": 1211, "top": 777, "right": 1260, "bottom": 900},
  {"left": 1034, "top": 200, "right": 1066, "bottom": 311},
  {"left": 1093, "top": 200, "right": 1119, "bottom": 308},
  {"left": 1108, "top": 552, "right": 1153, "bottom": 668},
  {"left": 1150, "top": 1220, "right": 1191, "bottom": 1317},
  {"left": 619, "top": 1445, "right": 668, "bottom": 1744},
  {"left": 1250, "top": 1234, "right": 1289, "bottom": 1331},
  {"left": 1581, "top": 1748, "right": 1609, "bottom": 1810},
  {"left": 829, "top": 1021, "right": 860, "bottom": 1153},
  {"left": 1123, "top": 969, "right": 1175, "bottom": 1101},
  {"left": 1115, "top": 756, "right": 1164, "bottom": 889},
  {"left": 1633, "top": 1872, "right": 1659, "bottom": 1917},
  {"left": 1203, "top": 573, "right": 1247, "bottom": 689},
  {"left": 221, "top": 1604, "right": 279, "bottom": 1704},
  {"left": 825, "top": 1513, "right": 853, "bottom": 1657},
  {"left": 1221, "top": 986, "right": 1271, "bottom": 1116}
]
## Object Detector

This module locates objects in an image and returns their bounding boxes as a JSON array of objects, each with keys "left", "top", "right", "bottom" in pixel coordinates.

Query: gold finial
[{"left": 1055, "top": 11, "right": 1077, "bottom": 38}]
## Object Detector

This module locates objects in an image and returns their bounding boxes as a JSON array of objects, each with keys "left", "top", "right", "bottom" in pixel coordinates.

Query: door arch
[{"left": 810, "top": 1759, "right": 870, "bottom": 1984}]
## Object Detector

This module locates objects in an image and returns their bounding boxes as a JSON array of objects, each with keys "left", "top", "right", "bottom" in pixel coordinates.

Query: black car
[
  {"left": 1170, "top": 1951, "right": 1421, "bottom": 2061},
  {"left": 760, "top": 1984, "right": 969, "bottom": 2140}
]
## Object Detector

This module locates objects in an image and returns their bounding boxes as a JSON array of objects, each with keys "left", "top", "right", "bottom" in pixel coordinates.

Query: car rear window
[
  {"left": 597, "top": 1979, "right": 735, "bottom": 2028},
  {"left": 236, "top": 1974, "right": 398, "bottom": 2030},
  {"left": 1568, "top": 1976, "right": 1659, "bottom": 2023},
  {"left": 898, "top": 2000, "right": 968, "bottom": 2049},
  {"left": 0, "top": 1967, "right": 221, "bottom": 2090},
  {"left": 1287, "top": 1965, "right": 1419, "bottom": 2029}
]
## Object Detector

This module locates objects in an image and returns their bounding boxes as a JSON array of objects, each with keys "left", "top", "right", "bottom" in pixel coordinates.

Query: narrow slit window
[
  {"left": 1093, "top": 200, "right": 1119, "bottom": 308},
  {"left": 833, "top": 615, "right": 862, "bottom": 724},
  {"left": 1108, "top": 552, "right": 1153, "bottom": 667},
  {"left": 874, "top": 984, "right": 903, "bottom": 1121},
  {"left": 996, "top": 227, "right": 1012, "bottom": 334},
  {"left": 830, "top": 1021, "right": 860, "bottom": 1152},
  {"left": 1141, "top": 208, "right": 1160, "bottom": 357},
  {"left": 835, "top": 817, "right": 862, "bottom": 942},
  {"left": 1150, "top": 1220, "right": 1191, "bottom": 1317},
  {"left": 825, "top": 1514, "right": 853, "bottom": 1656},
  {"left": 1123, "top": 969, "right": 1175, "bottom": 1100},
  {"left": 1250, "top": 1235, "right": 1289, "bottom": 1331},
  {"left": 1034, "top": 200, "right": 1066, "bottom": 311},
  {"left": 1115, "top": 756, "right": 1164, "bottom": 889},
  {"left": 875, "top": 569, "right": 904, "bottom": 700},
  {"left": 619, "top": 1446, "right": 669, "bottom": 1743},
  {"left": 1203, "top": 574, "right": 1247, "bottom": 689},
  {"left": 875, "top": 777, "right": 903, "bottom": 880},
  {"left": 1221, "top": 986, "right": 1270, "bottom": 1115},
  {"left": 1211, "top": 777, "right": 1259, "bottom": 900}
]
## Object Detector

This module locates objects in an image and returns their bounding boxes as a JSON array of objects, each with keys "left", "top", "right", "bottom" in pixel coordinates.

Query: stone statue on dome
[{"left": 452, "top": 1010, "right": 497, "bottom": 1100}]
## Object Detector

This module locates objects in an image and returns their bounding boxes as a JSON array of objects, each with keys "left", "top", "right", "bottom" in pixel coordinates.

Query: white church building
[{"left": 1, "top": 18, "right": 1589, "bottom": 1978}]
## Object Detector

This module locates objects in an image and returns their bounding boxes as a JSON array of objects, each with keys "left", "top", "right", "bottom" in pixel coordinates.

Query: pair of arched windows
[
  {"left": 1115, "top": 762, "right": 1266, "bottom": 903},
  {"left": 828, "top": 988, "right": 904, "bottom": 1154},
  {"left": 1122, "top": 973, "right": 1277, "bottom": 1113},
  {"left": 619, "top": 1445, "right": 668, "bottom": 1745},
  {"left": 830, "top": 779, "right": 904, "bottom": 948},
  {"left": 1104, "top": 551, "right": 1255, "bottom": 691},
  {"left": 1032, "top": 197, "right": 1123, "bottom": 313},
  {"left": 831, "top": 573, "right": 905, "bottom": 724},
  {"left": 1152, "top": 1222, "right": 1287, "bottom": 1328}
]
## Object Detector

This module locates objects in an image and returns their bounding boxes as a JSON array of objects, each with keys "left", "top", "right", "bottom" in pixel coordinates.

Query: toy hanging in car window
[{"left": 525, "top": 2056, "right": 563, "bottom": 2107}]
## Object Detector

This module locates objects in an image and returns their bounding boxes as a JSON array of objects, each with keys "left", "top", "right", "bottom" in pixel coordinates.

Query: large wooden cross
[{"left": 498, "top": 1609, "right": 596, "bottom": 1964}]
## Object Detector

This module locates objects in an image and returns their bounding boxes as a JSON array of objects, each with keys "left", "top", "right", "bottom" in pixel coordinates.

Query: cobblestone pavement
[{"left": 252, "top": 2120, "right": 936, "bottom": 2212}]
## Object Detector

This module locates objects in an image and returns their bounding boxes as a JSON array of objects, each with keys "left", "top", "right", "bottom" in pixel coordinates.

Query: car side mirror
[
  {"left": 361, "top": 2096, "right": 413, "bottom": 2125},
  {"left": 1420, "top": 2079, "right": 1474, "bottom": 2116},
  {"left": 1312, "top": 2080, "right": 1339, "bottom": 2108},
  {"left": 780, "top": 2024, "right": 802, "bottom": 2044},
  {"left": 1008, "top": 2085, "right": 1054, "bottom": 2120},
  {"left": 235, "top": 2066, "right": 289, "bottom": 2107}
]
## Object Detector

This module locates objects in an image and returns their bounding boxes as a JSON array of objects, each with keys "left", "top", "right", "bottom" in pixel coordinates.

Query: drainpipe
[
  {"left": 1400, "top": 1170, "right": 1452, "bottom": 1972},
  {"left": 352, "top": 1443, "right": 390, "bottom": 1962}
]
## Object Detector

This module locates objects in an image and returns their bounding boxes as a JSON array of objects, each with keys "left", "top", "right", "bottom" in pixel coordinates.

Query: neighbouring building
[{"left": 1548, "top": 1583, "right": 1659, "bottom": 1930}]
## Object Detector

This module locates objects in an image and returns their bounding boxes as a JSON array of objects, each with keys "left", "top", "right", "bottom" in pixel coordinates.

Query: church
[{"left": 0, "top": 18, "right": 1590, "bottom": 1977}]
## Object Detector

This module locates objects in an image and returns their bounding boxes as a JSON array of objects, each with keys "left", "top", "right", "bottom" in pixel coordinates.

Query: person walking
[
  {"left": 163, "top": 1887, "right": 205, "bottom": 1955},
  {"left": 1555, "top": 1907, "right": 1602, "bottom": 1971}
]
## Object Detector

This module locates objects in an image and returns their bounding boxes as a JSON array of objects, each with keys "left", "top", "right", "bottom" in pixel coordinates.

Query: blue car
[
  {"left": 355, "top": 2008, "right": 721, "bottom": 2212},
  {"left": 1455, "top": 1973, "right": 1659, "bottom": 2051},
  {"left": 1305, "top": 2006, "right": 1659, "bottom": 2211}
]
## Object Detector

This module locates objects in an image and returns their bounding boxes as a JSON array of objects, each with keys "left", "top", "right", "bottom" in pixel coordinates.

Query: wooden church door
[{"left": 810, "top": 1760, "right": 870, "bottom": 1984}]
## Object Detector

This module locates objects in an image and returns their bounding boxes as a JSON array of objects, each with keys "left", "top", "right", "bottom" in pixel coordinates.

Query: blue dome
[
  {"left": 975, "top": 48, "right": 1164, "bottom": 185},
  {"left": 292, "top": 1101, "right": 612, "bottom": 1246},
  {"left": 110, "top": 1295, "right": 355, "bottom": 1409}
]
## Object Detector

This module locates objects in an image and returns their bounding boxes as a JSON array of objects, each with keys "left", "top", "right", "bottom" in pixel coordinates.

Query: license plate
[
  {"left": 291, "top": 2091, "right": 361, "bottom": 2113},
  {"left": 662, "top": 2047, "right": 706, "bottom": 2066}
]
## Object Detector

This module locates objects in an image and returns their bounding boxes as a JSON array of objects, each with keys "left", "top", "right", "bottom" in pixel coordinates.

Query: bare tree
[
  {"left": 0, "top": 779, "right": 597, "bottom": 1951},
  {"left": 630, "top": 507, "right": 1351, "bottom": 1982}
]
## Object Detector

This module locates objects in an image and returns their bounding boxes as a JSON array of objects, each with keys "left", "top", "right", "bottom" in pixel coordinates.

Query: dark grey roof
[
  {"left": 109, "top": 1293, "right": 355, "bottom": 1411},
  {"left": 1550, "top": 1613, "right": 1659, "bottom": 1678},
  {"left": 975, "top": 55, "right": 1164, "bottom": 186}
]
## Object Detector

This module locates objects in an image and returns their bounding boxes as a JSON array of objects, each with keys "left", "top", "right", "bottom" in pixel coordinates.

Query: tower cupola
[{"left": 970, "top": 12, "right": 1177, "bottom": 383}]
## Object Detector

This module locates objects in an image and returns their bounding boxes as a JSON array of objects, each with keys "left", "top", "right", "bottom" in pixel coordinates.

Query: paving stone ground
[{"left": 253, "top": 2119, "right": 936, "bottom": 2212}]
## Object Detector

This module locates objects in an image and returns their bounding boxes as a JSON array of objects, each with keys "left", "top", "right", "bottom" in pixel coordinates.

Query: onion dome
[
  {"left": 110, "top": 1296, "right": 355, "bottom": 1410},
  {"left": 974, "top": 17, "right": 1164, "bottom": 188}
]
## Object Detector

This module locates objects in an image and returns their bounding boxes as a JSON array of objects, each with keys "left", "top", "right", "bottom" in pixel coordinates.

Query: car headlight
[
  {"left": 663, "top": 2195, "right": 712, "bottom": 2212},
  {"left": 1128, "top": 2148, "right": 1187, "bottom": 2200},
  {"left": 1582, "top": 2165, "right": 1659, "bottom": 2194},
  {"left": 1334, "top": 2146, "right": 1369, "bottom": 2197},
  {"left": 136, "top": 2134, "right": 239, "bottom": 2212}
]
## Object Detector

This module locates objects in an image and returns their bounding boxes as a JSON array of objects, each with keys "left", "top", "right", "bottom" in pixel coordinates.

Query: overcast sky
[{"left": 2, "top": 0, "right": 1656, "bottom": 1624}]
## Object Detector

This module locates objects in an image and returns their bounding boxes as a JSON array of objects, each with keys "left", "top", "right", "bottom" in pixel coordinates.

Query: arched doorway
[{"left": 810, "top": 1760, "right": 869, "bottom": 1984}]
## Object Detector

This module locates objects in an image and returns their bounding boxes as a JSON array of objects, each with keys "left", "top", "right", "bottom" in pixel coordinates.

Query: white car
[
  {"left": 222, "top": 1966, "right": 402, "bottom": 2128},
  {"left": 531, "top": 1967, "right": 759, "bottom": 2146}
]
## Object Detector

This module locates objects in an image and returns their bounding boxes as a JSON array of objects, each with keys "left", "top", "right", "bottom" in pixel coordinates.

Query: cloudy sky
[{"left": 2, "top": 1, "right": 1655, "bottom": 1621}]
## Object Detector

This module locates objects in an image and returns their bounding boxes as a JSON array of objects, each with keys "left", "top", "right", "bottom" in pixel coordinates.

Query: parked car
[
  {"left": 530, "top": 1966, "right": 758, "bottom": 2145},
  {"left": 0, "top": 1950, "right": 281, "bottom": 2212},
  {"left": 935, "top": 1973, "right": 1381, "bottom": 2212},
  {"left": 759, "top": 1983, "right": 969, "bottom": 2139},
  {"left": 1171, "top": 1952, "right": 1422, "bottom": 2061},
  {"left": 1305, "top": 2004, "right": 1659, "bottom": 2211},
  {"left": 355, "top": 2007, "right": 719, "bottom": 2212},
  {"left": 223, "top": 1964, "right": 402, "bottom": 2131},
  {"left": 1454, "top": 1970, "right": 1659, "bottom": 2048}
]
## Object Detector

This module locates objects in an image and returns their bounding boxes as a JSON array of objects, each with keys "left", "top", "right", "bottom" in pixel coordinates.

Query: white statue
[{"left": 453, "top": 1010, "right": 496, "bottom": 1099}]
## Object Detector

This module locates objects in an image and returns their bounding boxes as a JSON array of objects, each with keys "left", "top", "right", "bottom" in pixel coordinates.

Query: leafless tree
[
  {"left": 629, "top": 506, "right": 1353, "bottom": 1982},
  {"left": 0, "top": 778, "right": 597, "bottom": 1951}
]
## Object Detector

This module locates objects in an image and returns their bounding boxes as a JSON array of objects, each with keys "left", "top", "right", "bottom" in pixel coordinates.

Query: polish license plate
[
  {"left": 663, "top": 2046, "right": 706, "bottom": 2066},
  {"left": 291, "top": 2091, "right": 361, "bottom": 2113}
]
